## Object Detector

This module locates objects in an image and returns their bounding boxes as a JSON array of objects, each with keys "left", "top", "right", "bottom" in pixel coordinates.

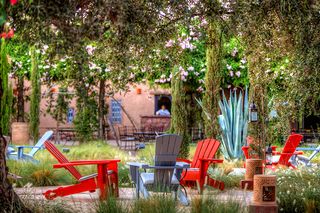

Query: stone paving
[{"left": 15, "top": 186, "right": 253, "bottom": 212}]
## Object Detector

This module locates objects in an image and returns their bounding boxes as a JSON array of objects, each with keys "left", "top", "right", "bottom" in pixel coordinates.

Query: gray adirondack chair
[
  {"left": 294, "top": 145, "right": 320, "bottom": 167},
  {"left": 127, "top": 134, "right": 189, "bottom": 205},
  {"left": 7, "top": 130, "right": 53, "bottom": 163}
]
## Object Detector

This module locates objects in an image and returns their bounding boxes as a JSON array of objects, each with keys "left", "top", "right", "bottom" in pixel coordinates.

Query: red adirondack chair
[
  {"left": 266, "top": 134, "right": 303, "bottom": 169},
  {"left": 43, "top": 141, "right": 120, "bottom": 200},
  {"left": 177, "top": 139, "right": 224, "bottom": 193}
]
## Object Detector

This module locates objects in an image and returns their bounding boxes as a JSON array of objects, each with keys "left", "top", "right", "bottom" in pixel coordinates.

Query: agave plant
[{"left": 218, "top": 88, "right": 249, "bottom": 160}]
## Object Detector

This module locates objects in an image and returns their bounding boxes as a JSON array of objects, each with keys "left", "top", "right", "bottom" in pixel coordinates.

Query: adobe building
[{"left": 18, "top": 81, "right": 171, "bottom": 139}]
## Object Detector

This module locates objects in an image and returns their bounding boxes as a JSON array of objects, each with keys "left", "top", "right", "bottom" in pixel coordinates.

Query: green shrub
[
  {"left": 30, "top": 169, "right": 57, "bottom": 186},
  {"left": 274, "top": 168, "right": 320, "bottom": 213},
  {"left": 7, "top": 160, "right": 74, "bottom": 187}
]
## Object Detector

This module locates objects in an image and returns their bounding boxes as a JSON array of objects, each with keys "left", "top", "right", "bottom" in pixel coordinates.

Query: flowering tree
[{"left": 233, "top": 0, "right": 320, "bottom": 149}]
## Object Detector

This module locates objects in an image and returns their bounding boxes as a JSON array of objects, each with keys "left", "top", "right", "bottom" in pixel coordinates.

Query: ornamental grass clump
[
  {"left": 275, "top": 168, "right": 320, "bottom": 213},
  {"left": 97, "top": 195, "right": 182, "bottom": 213},
  {"left": 191, "top": 196, "right": 246, "bottom": 213},
  {"left": 132, "top": 195, "right": 179, "bottom": 213},
  {"left": 96, "top": 196, "right": 128, "bottom": 213},
  {"left": 20, "top": 187, "right": 75, "bottom": 213}
]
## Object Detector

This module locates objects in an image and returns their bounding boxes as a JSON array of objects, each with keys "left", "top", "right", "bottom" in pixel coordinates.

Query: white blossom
[
  {"left": 86, "top": 45, "right": 96, "bottom": 55},
  {"left": 235, "top": 71, "right": 241, "bottom": 77},
  {"left": 240, "top": 58, "right": 247, "bottom": 64},
  {"left": 187, "top": 66, "right": 194, "bottom": 71}
]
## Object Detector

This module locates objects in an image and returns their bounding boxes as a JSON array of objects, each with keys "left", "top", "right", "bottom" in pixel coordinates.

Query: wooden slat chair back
[
  {"left": 278, "top": 134, "right": 303, "bottom": 165},
  {"left": 7, "top": 131, "right": 53, "bottom": 163},
  {"left": 191, "top": 139, "right": 220, "bottom": 171},
  {"left": 29, "top": 131, "right": 54, "bottom": 157},
  {"left": 44, "top": 141, "right": 82, "bottom": 180},
  {"left": 177, "top": 138, "right": 224, "bottom": 193},
  {"left": 154, "top": 134, "right": 182, "bottom": 190},
  {"left": 281, "top": 134, "right": 303, "bottom": 153}
]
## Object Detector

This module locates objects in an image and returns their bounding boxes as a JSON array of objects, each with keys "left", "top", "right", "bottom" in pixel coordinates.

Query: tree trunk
[
  {"left": 98, "top": 79, "right": 106, "bottom": 140},
  {"left": 29, "top": 46, "right": 40, "bottom": 142},
  {"left": 17, "top": 75, "right": 24, "bottom": 122},
  {"left": 247, "top": 54, "right": 270, "bottom": 161},
  {"left": 170, "top": 66, "right": 191, "bottom": 158},
  {"left": 202, "top": 19, "right": 223, "bottom": 138}
]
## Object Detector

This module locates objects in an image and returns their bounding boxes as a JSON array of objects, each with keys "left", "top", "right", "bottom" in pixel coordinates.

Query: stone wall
[{"left": 140, "top": 115, "right": 171, "bottom": 131}]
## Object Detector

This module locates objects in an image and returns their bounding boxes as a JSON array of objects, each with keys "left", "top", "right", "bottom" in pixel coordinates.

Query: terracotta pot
[
  {"left": 245, "top": 159, "right": 263, "bottom": 180},
  {"left": 253, "top": 175, "right": 277, "bottom": 205},
  {"left": 136, "top": 88, "right": 142, "bottom": 94},
  {"left": 11, "top": 122, "right": 30, "bottom": 145}
]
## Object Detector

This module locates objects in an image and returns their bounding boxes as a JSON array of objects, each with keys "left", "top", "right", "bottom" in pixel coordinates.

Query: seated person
[{"left": 156, "top": 105, "right": 170, "bottom": 116}]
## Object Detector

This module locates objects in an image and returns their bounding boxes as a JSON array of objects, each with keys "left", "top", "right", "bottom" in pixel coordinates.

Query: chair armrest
[
  {"left": 142, "top": 165, "right": 190, "bottom": 169},
  {"left": 176, "top": 158, "right": 192, "bottom": 164},
  {"left": 294, "top": 151, "right": 303, "bottom": 155},
  {"left": 199, "top": 158, "right": 223, "bottom": 163},
  {"left": 176, "top": 162, "right": 189, "bottom": 168},
  {"left": 127, "top": 162, "right": 149, "bottom": 168},
  {"left": 16, "top": 145, "right": 45, "bottom": 149},
  {"left": 53, "top": 159, "right": 120, "bottom": 168}
]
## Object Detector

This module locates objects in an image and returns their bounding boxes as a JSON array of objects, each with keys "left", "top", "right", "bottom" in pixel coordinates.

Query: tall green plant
[
  {"left": 30, "top": 46, "right": 40, "bottom": 142},
  {"left": 0, "top": 38, "right": 12, "bottom": 135},
  {"left": 218, "top": 88, "right": 249, "bottom": 160},
  {"left": 170, "top": 66, "right": 191, "bottom": 158},
  {"left": 202, "top": 19, "right": 223, "bottom": 138}
]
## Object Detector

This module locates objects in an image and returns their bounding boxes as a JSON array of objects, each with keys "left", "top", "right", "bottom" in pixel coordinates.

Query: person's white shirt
[{"left": 156, "top": 109, "right": 170, "bottom": 116}]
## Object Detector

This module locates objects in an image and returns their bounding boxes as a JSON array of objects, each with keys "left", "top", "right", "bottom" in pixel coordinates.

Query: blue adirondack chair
[
  {"left": 7, "top": 130, "right": 54, "bottom": 163},
  {"left": 293, "top": 145, "right": 320, "bottom": 167},
  {"left": 127, "top": 134, "right": 190, "bottom": 205}
]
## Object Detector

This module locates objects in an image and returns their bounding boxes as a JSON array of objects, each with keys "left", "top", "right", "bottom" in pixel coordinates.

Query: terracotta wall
[{"left": 17, "top": 80, "right": 170, "bottom": 135}]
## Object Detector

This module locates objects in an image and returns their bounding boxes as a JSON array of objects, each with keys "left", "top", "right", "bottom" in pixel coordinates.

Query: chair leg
[
  {"left": 206, "top": 176, "right": 225, "bottom": 191},
  {"left": 177, "top": 186, "right": 189, "bottom": 206},
  {"left": 97, "top": 164, "right": 110, "bottom": 200},
  {"left": 43, "top": 179, "right": 97, "bottom": 200},
  {"left": 139, "top": 177, "right": 150, "bottom": 198},
  {"left": 109, "top": 173, "right": 119, "bottom": 197}
]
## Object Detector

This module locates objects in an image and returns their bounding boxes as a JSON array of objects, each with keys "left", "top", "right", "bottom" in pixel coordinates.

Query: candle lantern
[
  {"left": 249, "top": 102, "right": 258, "bottom": 122},
  {"left": 266, "top": 144, "right": 273, "bottom": 165}
]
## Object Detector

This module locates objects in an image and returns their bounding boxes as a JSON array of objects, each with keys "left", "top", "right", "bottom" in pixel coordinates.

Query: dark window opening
[{"left": 154, "top": 95, "right": 172, "bottom": 115}]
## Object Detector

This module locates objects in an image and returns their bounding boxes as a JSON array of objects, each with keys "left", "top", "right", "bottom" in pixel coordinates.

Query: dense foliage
[
  {"left": 29, "top": 46, "right": 40, "bottom": 142},
  {"left": 0, "top": 38, "right": 12, "bottom": 135}
]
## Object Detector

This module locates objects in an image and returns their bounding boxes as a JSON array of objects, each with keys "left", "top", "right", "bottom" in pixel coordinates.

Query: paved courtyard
[{"left": 15, "top": 186, "right": 253, "bottom": 212}]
